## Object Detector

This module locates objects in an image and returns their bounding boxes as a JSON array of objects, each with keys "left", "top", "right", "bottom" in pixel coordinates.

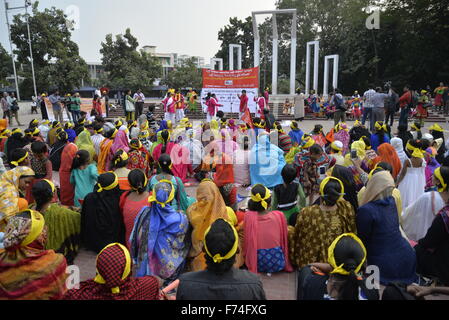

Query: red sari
[{"left": 60, "top": 143, "right": 78, "bottom": 206}]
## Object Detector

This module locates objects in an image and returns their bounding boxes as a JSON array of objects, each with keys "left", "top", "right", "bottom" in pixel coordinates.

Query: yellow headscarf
[
  {"left": 434, "top": 167, "right": 447, "bottom": 192},
  {"left": 250, "top": 185, "right": 271, "bottom": 210},
  {"left": 375, "top": 121, "right": 387, "bottom": 132},
  {"left": 406, "top": 141, "right": 424, "bottom": 158},
  {"left": 114, "top": 150, "right": 129, "bottom": 165},
  {"left": 203, "top": 219, "right": 239, "bottom": 264},
  {"left": 148, "top": 179, "right": 175, "bottom": 208},
  {"left": 94, "top": 243, "right": 131, "bottom": 294},
  {"left": 10, "top": 151, "right": 29, "bottom": 167},
  {"left": 328, "top": 233, "right": 367, "bottom": 276},
  {"left": 21, "top": 209, "right": 46, "bottom": 247},
  {"left": 411, "top": 123, "right": 421, "bottom": 132},
  {"left": 0, "top": 166, "right": 35, "bottom": 231},
  {"left": 302, "top": 136, "right": 315, "bottom": 149},
  {"left": 76, "top": 130, "right": 96, "bottom": 160},
  {"left": 319, "top": 177, "right": 345, "bottom": 202},
  {"left": 96, "top": 173, "right": 119, "bottom": 193},
  {"left": 429, "top": 124, "right": 444, "bottom": 133},
  {"left": 274, "top": 123, "right": 285, "bottom": 134}
]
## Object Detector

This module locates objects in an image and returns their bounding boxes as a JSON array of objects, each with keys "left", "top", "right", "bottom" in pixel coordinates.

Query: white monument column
[
  {"left": 290, "top": 13, "right": 297, "bottom": 95},
  {"left": 210, "top": 58, "right": 224, "bottom": 71},
  {"left": 229, "top": 44, "right": 243, "bottom": 70},
  {"left": 272, "top": 14, "right": 278, "bottom": 95},
  {"left": 252, "top": 9, "right": 297, "bottom": 95},
  {"left": 323, "top": 55, "right": 339, "bottom": 97},
  {"left": 305, "top": 41, "right": 320, "bottom": 95}
]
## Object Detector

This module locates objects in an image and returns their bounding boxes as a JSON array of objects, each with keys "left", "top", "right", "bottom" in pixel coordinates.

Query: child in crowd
[{"left": 70, "top": 150, "right": 99, "bottom": 207}]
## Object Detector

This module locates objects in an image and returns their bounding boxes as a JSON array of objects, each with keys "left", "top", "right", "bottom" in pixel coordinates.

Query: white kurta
[{"left": 401, "top": 191, "right": 445, "bottom": 241}]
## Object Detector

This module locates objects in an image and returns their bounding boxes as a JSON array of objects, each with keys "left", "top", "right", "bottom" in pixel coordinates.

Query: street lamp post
[
  {"left": 4, "top": 0, "right": 38, "bottom": 101},
  {"left": 4, "top": 0, "right": 21, "bottom": 100}
]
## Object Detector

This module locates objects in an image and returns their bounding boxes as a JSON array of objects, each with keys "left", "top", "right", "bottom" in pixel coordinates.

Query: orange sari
[{"left": 97, "top": 139, "right": 113, "bottom": 174}]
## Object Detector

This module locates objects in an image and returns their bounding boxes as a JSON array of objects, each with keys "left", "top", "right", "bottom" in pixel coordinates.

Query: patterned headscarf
[{"left": 0, "top": 167, "right": 35, "bottom": 231}]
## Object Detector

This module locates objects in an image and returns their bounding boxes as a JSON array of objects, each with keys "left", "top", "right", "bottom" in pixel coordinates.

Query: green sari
[{"left": 31, "top": 203, "right": 81, "bottom": 264}]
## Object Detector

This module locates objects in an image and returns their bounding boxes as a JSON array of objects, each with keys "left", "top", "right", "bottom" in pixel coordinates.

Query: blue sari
[
  {"left": 157, "top": 120, "right": 169, "bottom": 133},
  {"left": 130, "top": 187, "right": 190, "bottom": 280},
  {"left": 249, "top": 134, "right": 285, "bottom": 188},
  {"left": 65, "top": 129, "right": 77, "bottom": 143}
]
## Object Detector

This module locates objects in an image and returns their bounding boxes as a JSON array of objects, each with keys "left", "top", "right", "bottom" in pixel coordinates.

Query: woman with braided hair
[
  {"left": 244, "top": 184, "right": 293, "bottom": 275},
  {"left": 111, "top": 150, "right": 131, "bottom": 191},
  {"left": 297, "top": 234, "right": 379, "bottom": 300},
  {"left": 81, "top": 172, "right": 125, "bottom": 253},
  {"left": 289, "top": 177, "right": 357, "bottom": 268}
]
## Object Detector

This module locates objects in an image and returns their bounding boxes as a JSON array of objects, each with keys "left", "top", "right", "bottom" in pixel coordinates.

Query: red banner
[{"left": 202, "top": 67, "right": 259, "bottom": 89}]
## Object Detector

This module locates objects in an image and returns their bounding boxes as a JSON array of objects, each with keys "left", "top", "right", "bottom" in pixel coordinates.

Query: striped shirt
[
  {"left": 279, "top": 132, "right": 293, "bottom": 154},
  {"left": 91, "top": 134, "right": 105, "bottom": 156}
]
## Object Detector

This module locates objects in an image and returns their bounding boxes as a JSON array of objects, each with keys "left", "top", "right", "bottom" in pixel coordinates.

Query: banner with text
[{"left": 201, "top": 67, "right": 259, "bottom": 113}]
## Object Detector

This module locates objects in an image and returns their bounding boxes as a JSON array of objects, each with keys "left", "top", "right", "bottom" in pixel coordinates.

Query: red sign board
[{"left": 202, "top": 67, "right": 259, "bottom": 89}]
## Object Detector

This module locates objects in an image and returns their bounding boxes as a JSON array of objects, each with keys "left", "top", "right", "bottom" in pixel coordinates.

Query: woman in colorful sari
[
  {"left": 311, "top": 124, "right": 327, "bottom": 148},
  {"left": 288, "top": 177, "right": 357, "bottom": 268},
  {"left": 63, "top": 243, "right": 160, "bottom": 300},
  {"left": 186, "top": 180, "right": 244, "bottom": 272},
  {"left": 370, "top": 122, "right": 390, "bottom": 152},
  {"left": 333, "top": 123, "right": 350, "bottom": 155},
  {"left": 64, "top": 122, "right": 77, "bottom": 143},
  {"left": 214, "top": 151, "right": 237, "bottom": 211},
  {"left": 98, "top": 128, "right": 117, "bottom": 174},
  {"left": 81, "top": 172, "right": 125, "bottom": 253},
  {"left": 75, "top": 129, "right": 96, "bottom": 162},
  {"left": 111, "top": 150, "right": 131, "bottom": 191},
  {"left": 249, "top": 133, "right": 285, "bottom": 189},
  {"left": 148, "top": 154, "right": 194, "bottom": 213},
  {"left": 0, "top": 210, "right": 68, "bottom": 300},
  {"left": 130, "top": 180, "right": 190, "bottom": 286},
  {"left": 244, "top": 184, "right": 293, "bottom": 274},
  {"left": 30, "top": 179, "right": 81, "bottom": 264},
  {"left": 152, "top": 130, "right": 191, "bottom": 182},
  {"left": 208, "top": 129, "right": 240, "bottom": 158},
  {"left": 150, "top": 130, "right": 164, "bottom": 157},
  {"left": 127, "top": 138, "right": 151, "bottom": 177},
  {"left": 0, "top": 166, "right": 35, "bottom": 232},
  {"left": 111, "top": 129, "right": 130, "bottom": 156},
  {"left": 59, "top": 131, "right": 78, "bottom": 206},
  {"left": 425, "top": 147, "right": 441, "bottom": 190},
  {"left": 357, "top": 170, "right": 418, "bottom": 285}
]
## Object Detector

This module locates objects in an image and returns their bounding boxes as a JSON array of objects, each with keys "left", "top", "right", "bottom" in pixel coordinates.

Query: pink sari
[
  {"left": 153, "top": 142, "right": 192, "bottom": 183},
  {"left": 243, "top": 210, "right": 293, "bottom": 274},
  {"left": 111, "top": 130, "right": 130, "bottom": 154}
]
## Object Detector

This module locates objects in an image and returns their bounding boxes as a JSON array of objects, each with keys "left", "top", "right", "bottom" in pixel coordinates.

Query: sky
[{"left": 0, "top": 0, "right": 276, "bottom": 63}]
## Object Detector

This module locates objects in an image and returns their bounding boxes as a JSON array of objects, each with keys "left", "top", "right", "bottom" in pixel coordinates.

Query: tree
[
  {"left": 10, "top": 1, "right": 89, "bottom": 97},
  {"left": 100, "top": 28, "right": 162, "bottom": 91},
  {"left": 0, "top": 45, "right": 13, "bottom": 87},
  {"left": 162, "top": 57, "right": 202, "bottom": 90}
]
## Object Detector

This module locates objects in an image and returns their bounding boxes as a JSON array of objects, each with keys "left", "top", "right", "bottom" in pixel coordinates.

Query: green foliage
[
  {"left": 161, "top": 57, "right": 202, "bottom": 90},
  {"left": 216, "top": 0, "right": 449, "bottom": 94},
  {"left": 100, "top": 28, "right": 162, "bottom": 91},
  {"left": 0, "top": 45, "right": 13, "bottom": 87},
  {"left": 9, "top": 1, "right": 89, "bottom": 97}
]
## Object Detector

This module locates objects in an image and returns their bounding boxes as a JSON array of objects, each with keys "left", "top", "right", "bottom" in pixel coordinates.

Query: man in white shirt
[
  {"left": 363, "top": 85, "right": 376, "bottom": 131},
  {"left": 133, "top": 89, "right": 145, "bottom": 119}
]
